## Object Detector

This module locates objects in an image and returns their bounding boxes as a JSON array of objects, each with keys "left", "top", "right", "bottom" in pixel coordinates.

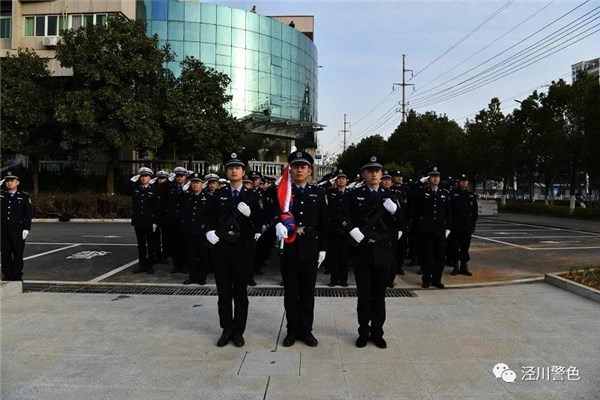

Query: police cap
[
  {"left": 204, "top": 173, "right": 220, "bottom": 182},
  {"left": 360, "top": 155, "right": 384, "bottom": 170},
  {"left": 224, "top": 152, "right": 246, "bottom": 168},
  {"left": 3, "top": 171, "right": 18, "bottom": 180},
  {"left": 137, "top": 167, "right": 154, "bottom": 176},
  {"left": 287, "top": 150, "right": 314, "bottom": 166}
]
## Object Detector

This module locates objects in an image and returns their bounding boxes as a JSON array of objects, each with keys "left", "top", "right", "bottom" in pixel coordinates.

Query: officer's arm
[
  {"left": 24, "top": 193, "right": 33, "bottom": 231},
  {"left": 445, "top": 192, "right": 452, "bottom": 230},
  {"left": 338, "top": 191, "right": 355, "bottom": 233},
  {"left": 318, "top": 189, "right": 329, "bottom": 251},
  {"left": 250, "top": 192, "right": 262, "bottom": 234},
  {"left": 472, "top": 194, "right": 479, "bottom": 226}
]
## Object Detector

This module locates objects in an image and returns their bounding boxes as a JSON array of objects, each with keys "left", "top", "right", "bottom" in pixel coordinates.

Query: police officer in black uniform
[
  {"left": 275, "top": 150, "right": 328, "bottom": 348},
  {"left": 153, "top": 170, "right": 169, "bottom": 264},
  {"left": 448, "top": 174, "right": 478, "bottom": 276},
  {"left": 412, "top": 167, "right": 452, "bottom": 289},
  {"left": 1, "top": 172, "right": 33, "bottom": 281},
  {"left": 182, "top": 173, "right": 211, "bottom": 285},
  {"left": 390, "top": 171, "right": 409, "bottom": 276},
  {"left": 339, "top": 156, "right": 402, "bottom": 349},
  {"left": 326, "top": 169, "right": 351, "bottom": 287},
  {"left": 129, "top": 167, "right": 160, "bottom": 274},
  {"left": 159, "top": 166, "right": 188, "bottom": 273},
  {"left": 206, "top": 153, "right": 262, "bottom": 348}
]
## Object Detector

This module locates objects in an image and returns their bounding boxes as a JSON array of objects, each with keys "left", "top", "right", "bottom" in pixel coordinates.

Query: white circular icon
[
  {"left": 501, "top": 370, "right": 517, "bottom": 383},
  {"left": 493, "top": 363, "right": 510, "bottom": 379}
]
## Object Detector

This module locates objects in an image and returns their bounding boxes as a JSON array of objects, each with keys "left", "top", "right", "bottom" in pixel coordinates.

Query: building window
[
  {"left": 24, "top": 16, "right": 34, "bottom": 36},
  {"left": 71, "top": 15, "right": 82, "bottom": 29},
  {"left": 0, "top": 17, "right": 10, "bottom": 39},
  {"left": 96, "top": 14, "right": 107, "bottom": 26},
  {"left": 47, "top": 15, "right": 58, "bottom": 36},
  {"left": 35, "top": 16, "right": 45, "bottom": 36},
  {"left": 83, "top": 14, "right": 94, "bottom": 27}
]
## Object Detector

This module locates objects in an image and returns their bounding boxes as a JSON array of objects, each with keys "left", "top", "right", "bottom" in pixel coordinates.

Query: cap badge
[
  {"left": 231, "top": 152, "right": 237, "bottom": 159},
  {"left": 370, "top": 156, "right": 376, "bottom": 162}
]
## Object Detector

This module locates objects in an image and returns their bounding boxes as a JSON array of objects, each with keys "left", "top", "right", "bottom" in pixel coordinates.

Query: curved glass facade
[{"left": 137, "top": 0, "right": 318, "bottom": 125}]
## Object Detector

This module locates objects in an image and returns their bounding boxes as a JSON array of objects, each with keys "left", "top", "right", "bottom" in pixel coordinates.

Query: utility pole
[
  {"left": 339, "top": 113, "right": 350, "bottom": 153},
  {"left": 393, "top": 54, "right": 415, "bottom": 123}
]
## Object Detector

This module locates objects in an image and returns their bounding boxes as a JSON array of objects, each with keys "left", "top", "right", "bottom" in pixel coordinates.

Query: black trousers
[
  {"left": 354, "top": 248, "right": 389, "bottom": 338},
  {"left": 186, "top": 234, "right": 208, "bottom": 282},
  {"left": 255, "top": 225, "right": 275, "bottom": 272},
  {"left": 1, "top": 231, "right": 25, "bottom": 281},
  {"left": 134, "top": 224, "right": 156, "bottom": 268},
  {"left": 408, "top": 224, "right": 419, "bottom": 264},
  {"left": 418, "top": 232, "right": 446, "bottom": 284},
  {"left": 327, "top": 234, "right": 350, "bottom": 284},
  {"left": 154, "top": 224, "right": 166, "bottom": 261},
  {"left": 396, "top": 230, "right": 408, "bottom": 267},
  {"left": 213, "top": 241, "right": 254, "bottom": 334},
  {"left": 164, "top": 223, "right": 186, "bottom": 271},
  {"left": 280, "top": 256, "right": 318, "bottom": 336},
  {"left": 447, "top": 228, "right": 473, "bottom": 264}
]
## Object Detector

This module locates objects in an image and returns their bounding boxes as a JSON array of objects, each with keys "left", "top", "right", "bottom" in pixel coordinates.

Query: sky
[{"left": 214, "top": 1, "right": 599, "bottom": 160}]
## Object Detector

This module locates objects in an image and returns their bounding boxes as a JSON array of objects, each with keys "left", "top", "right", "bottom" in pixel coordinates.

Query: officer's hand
[
  {"left": 22, "top": 230, "right": 29, "bottom": 240},
  {"left": 254, "top": 233, "right": 262, "bottom": 241},
  {"left": 383, "top": 198, "right": 398, "bottom": 214},
  {"left": 445, "top": 229, "right": 451, "bottom": 238},
  {"left": 168, "top": 173, "right": 176, "bottom": 182},
  {"left": 237, "top": 202, "right": 251, "bottom": 217},
  {"left": 182, "top": 182, "right": 191, "bottom": 191},
  {"left": 419, "top": 176, "right": 428, "bottom": 183},
  {"left": 152, "top": 224, "right": 157, "bottom": 232},
  {"left": 262, "top": 224, "right": 269, "bottom": 233},
  {"left": 130, "top": 174, "right": 140, "bottom": 182},
  {"left": 149, "top": 177, "right": 157, "bottom": 185},
  {"left": 206, "top": 230, "right": 220, "bottom": 245},
  {"left": 398, "top": 231, "right": 403, "bottom": 240},
  {"left": 349, "top": 227, "right": 365, "bottom": 244},
  {"left": 317, "top": 251, "right": 326, "bottom": 269},
  {"left": 275, "top": 222, "right": 288, "bottom": 239}
]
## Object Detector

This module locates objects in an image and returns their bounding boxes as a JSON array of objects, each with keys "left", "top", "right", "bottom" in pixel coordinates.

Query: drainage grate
[{"left": 24, "top": 283, "right": 416, "bottom": 298}]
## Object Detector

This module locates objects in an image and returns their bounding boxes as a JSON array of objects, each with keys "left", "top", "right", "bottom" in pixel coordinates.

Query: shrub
[
  {"left": 498, "top": 200, "right": 600, "bottom": 221},
  {"left": 32, "top": 191, "right": 131, "bottom": 219}
]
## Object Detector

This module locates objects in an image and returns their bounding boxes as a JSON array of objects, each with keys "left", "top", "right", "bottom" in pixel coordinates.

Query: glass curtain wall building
[{"left": 137, "top": 0, "right": 320, "bottom": 141}]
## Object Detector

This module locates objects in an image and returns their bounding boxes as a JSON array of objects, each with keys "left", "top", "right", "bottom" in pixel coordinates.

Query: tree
[
  {"left": 162, "top": 57, "right": 246, "bottom": 164},
  {"left": 55, "top": 16, "right": 173, "bottom": 193},
  {"left": 1, "top": 49, "right": 60, "bottom": 194},
  {"left": 336, "top": 135, "right": 387, "bottom": 178}
]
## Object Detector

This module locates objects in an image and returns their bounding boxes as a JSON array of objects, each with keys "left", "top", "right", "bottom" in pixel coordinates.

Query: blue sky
[{"left": 215, "top": 1, "right": 599, "bottom": 159}]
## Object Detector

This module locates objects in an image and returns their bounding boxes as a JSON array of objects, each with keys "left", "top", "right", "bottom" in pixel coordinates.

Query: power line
[
  {"left": 411, "top": 0, "right": 515, "bottom": 80},
  {"left": 409, "top": 0, "right": 593, "bottom": 102}
]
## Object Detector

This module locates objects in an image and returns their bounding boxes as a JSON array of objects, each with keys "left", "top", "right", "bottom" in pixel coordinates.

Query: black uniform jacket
[
  {"left": 181, "top": 191, "right": 212, "bottom": 236},
  {"left": 1, "top": 189, "right": 33, "bottom": 233},
  {"left": 208, "top": 186, "right": 262, "bottom": 243},
  {"left": 130, "top": 183, "right": 160, "bottom": 226},
  {"left": 412, "top": 186, "right": 452, "bottom": 235},
  {"left": 450, "top": 188, "right": 478, "bottom": 231}
]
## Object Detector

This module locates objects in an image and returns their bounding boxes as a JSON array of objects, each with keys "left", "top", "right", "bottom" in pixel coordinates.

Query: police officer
[
  {"left": 412, "top": 167, "right": 452, "bottom": 289},
  {"left": 205, "top": 153, "right": 262, "bottom": 348},
  {"left": 339, "top": 156, "right": 402, "bottom": 349},
  {"left": 159, "top": 166, "right": 188, "bottom": 273},
  {"left": 390, "top": 171, "right": 409, "bottom": 276},
  {"left": 181, "top": 173, "right": 211, "bottom": 285},
  {"left": 275, "top": 150, "right": 328, "bottom": 348},
  {"left": 448, "top": 174, "right": 477, "bottom": 276},
  {"left": 1, "top": 172, "right": 33, "bottom": 281},
  {"left": 203, "top": 173, "right": 221, "bottom": 195},
  {"left": 154, "top": 170, "right": 169, "bottom": 263},
  {"left": 129, "top": 167, "right": 160, "bottom": 274},
  {"left": 326, "top": 169, "right": 351, "bottom": 287}
]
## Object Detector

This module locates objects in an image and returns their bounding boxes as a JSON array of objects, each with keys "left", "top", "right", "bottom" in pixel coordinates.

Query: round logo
[
  {"left": 296, "top": 151, "right": 302, "bottom": 157},
  {"left": 231, "top": 152, "right": 237, "bottom": 159},
  {"left": 433, "top": 167, "right": 438, "bottom": 171},
  {"left": 370, "top": 156, "right": 377, "bottom": 162}
]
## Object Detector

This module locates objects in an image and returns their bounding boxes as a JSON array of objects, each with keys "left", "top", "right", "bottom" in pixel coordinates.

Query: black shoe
[
  {"left": 422, "top": 282, "right": 430, "bottom": 288},
  {"left": 302, "top": 333, "right": 318, "bottom": 347},
  {"left": 460, "top": 269, "right": 473, "bottom": 276},
  {"left": 432, "top": 282, "right": 445, "bottom": 289},
  {"left": 146, "top": 266, "right": 154, "bottom": 274},
  {"left": 283, "top": 333, "right": 296, "bottom": 347},
  {"left": 370, "top": 336, "right": 387, "bottom": 349},
  {"left": 340, "top": 282, "right": 349, "bottom": 287},
  {"left": 356, "top": 336, "right": 368, "bottom": 348},
  {"left": 451, "top": 267, "right": 460, "bottom": 276},
  {"left": 328, "top": 282, "right": 336, "bottom": 287},
  {"left": 387, "top": 282, "right": 395, "bottom": 288},
  {"left": 183, "top": 279, "right": 197, "bottom": 285},
  {"left": 408, "top": 260, "right": 416, "bottom": 266},
  {"left": 248, "top": 278, "right": 257, "bottom": 287},
  {"left": 169, "top": 267, "right": 183, "bottom": 274},
  {"left": 198, "top": 280, "right": 207, "bottom": 285},
  {"left": 217, "top": 329, "right": 232, "bottom": 347},
  {"left": 278, "top": 281, "right": 284, "bottom": 286},
  {"left": 132, "top": 265, "right": 146, "bottom": 274},
  {"left": 417, "top": 269, "right": 423, "bottom": 275},
  {"left": 397, "top": 268, "right": 405, "bottom": 276},
  {"left": 232, "top": 333, "right": 245, "bottom": 347},
  {"left": 255, "top": 270, "right": 263, "bottom": 275}
]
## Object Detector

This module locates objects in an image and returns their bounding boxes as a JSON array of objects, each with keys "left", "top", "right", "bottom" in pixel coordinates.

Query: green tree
[
  {"left": 55, "top": 16, "right": 173, "bottom": 193},
  {"left": 162, "top": 57, "right": 246, "bottom": 164},
  {"left": 336, "top": 135, "right": 387, "bottom": 178},
  {"left": 1, "top": 49, "right": 60, "bottom": 194}
]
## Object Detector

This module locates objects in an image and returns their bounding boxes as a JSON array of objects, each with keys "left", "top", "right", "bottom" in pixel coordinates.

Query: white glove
[
  {"left": 206, "top": 230, "right": 220, "bottom": 245},
  {"left": 383, "top": 198, "right": 398, "bottom": 214},
  {"left": 317, "top": 251, "right": 326, "bottom": 269},
  {"left": 0, "top": 179, "right": 5, "bottom": 186},
  {"left": 168, "top": 173, "right": 176, "bottom": 182},
  {"left": 398, "top": 231, "right": 403, "bottom": 240},
  {"left": 22, "top": 230, "right": 29, "bottom": 240},
  {"left": 182, "top": 182, "right": 191, "bottom": 191},
  {"left": 254, "top": 233, "right": 262, "bottom": 241},
  {"left": 152, "top": 224, "right": 157, "bottom": 232},
  {"left": 349, "top": 227, "right": 364, "bottom": 243},
  {"left": 419, "top": 176, "right": 428, "bottom": 183},
  {"left": 130, "top": 174, "right": 140, "bottom": 182},
  {"left": 445, "top": 229, "right": 451, "bottom": 238},
  {"left": 237, "top": 202, "right": 251, "bottom": 217},
  {"left": 275, "top": 222, "right": 288, "bottom": 239},
  {"left": 149, "top": 177, "right": 157, "bottom": 184}
]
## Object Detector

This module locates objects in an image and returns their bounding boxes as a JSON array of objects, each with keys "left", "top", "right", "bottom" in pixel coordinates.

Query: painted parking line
[
  {"left": 28, "top": 242, "right": 137, "bottom": 246},
  {"left": 488, "top": 235, "right": 597, "bottom": 240},
  {"left": 23, "top": 244, "right": 81, "bottom": 260},
  {"left": 89, "top": 259, "right": 140, "bottom": 283},
  {"left": 528, "top": 246, "right": 600, "bottom": 251},
  {"left": 471, "top": 235, "right": 532, "bottom": 250}
]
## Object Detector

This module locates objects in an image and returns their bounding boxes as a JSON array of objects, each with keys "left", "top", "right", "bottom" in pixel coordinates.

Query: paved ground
[
  {"left": 20, "top": 213, "right": 600, "bottom": 287},
  {"left": 1, "top": 282, "right": 598, "bottom": 399}
]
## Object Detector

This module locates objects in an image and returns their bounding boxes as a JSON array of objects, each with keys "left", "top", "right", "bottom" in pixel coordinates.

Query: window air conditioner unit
[{"left": 42, "top": 36, "right": 59, "bottom": 47}]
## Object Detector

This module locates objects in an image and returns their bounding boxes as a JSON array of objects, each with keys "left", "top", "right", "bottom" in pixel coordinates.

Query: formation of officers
[{"left": 128, "top": 150, "right": 478, "bottom": 349}]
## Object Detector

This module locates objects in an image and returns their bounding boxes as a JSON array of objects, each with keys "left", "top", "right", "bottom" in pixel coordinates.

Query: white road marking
[
  {"left": 471, "top": 235, "right": 532, "bottom": 250},
  {"left": 487, "top": 235, "right": 595, "bottom": 240},
  {"left": 23, "top": 244, "right": 81, "bottom": 260},
  {"left": 538, "top": 240, "right": 581, "bottom": 244},
  {"left": 82, "top": 235, "right": 123, "bottom": 239},
  {"left": 28, "top": 242, "right": 137, "bottom": 246},
  {"left": 529, "top": 246, "right": 600, "bottom": 251},
  {"left": 88, "top": 259, "right": 140, "bottom": 283}
]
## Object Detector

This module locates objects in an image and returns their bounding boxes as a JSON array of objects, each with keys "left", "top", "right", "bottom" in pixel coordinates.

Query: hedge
[
  {"left": 32, "top": 191, "right": 131, "bottom": 219},
  {"left": 499, "top": 200, "right": 600, "bottom": 221}
]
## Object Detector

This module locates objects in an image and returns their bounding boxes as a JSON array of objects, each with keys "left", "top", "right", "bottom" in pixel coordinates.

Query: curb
[
  {"left": 33, "top": 219, "right": 130, "bottom": 223},
  {"left": 0, "top": 281, "right": 23, "bottom": 300},
  {"left": 545, "top": 272, "right": 600, "bottom": 304}
]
